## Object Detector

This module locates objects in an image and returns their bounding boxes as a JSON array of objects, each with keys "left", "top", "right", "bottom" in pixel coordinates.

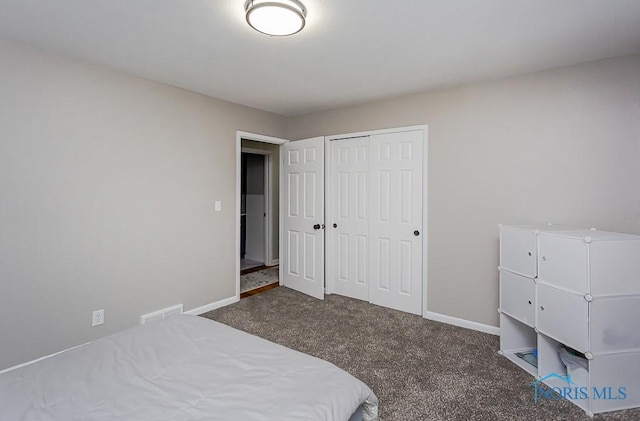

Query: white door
[
  {"left": 330, "top": 136, "right": 369, "bottom": 301},
  {"left": 328, "top": 130, "right": 424, "bottom": 315},
  {"left": 369, "top": 130, "right": 423, "bottom": 315},
  {"left": 281, "top": 137, "right": 325, "bottom": 299}
]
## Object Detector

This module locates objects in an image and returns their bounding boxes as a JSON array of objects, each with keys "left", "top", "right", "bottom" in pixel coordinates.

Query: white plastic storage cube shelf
[
  {"left": 499, "top": 224, "right": 640, "bottom": 416},
  {"left": 499, "top": 224, "right": 583, "bottom": 277},
  {"left": 538, "top": 230, "right": 640, "bottom": 295}
]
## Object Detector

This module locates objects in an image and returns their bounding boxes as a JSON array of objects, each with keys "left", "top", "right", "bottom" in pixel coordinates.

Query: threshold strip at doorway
[{"left": 240, "top": 282, "right": 279, "bottom": 299}]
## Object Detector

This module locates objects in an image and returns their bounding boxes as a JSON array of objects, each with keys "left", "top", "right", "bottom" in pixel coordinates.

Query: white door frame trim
[
  {"left": 325, "top": 124, "right": 429, "bottom": 316},
  {"left": 236, "top": 131, "right": 288, "bottom": 300},
  {"left": 241, "top": 147, "right": 271, "bottom": 267}
]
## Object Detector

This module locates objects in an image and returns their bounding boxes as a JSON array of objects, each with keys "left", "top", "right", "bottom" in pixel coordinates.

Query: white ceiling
[{"left": 1, "top": 0, "right": 639, "bottom": 116}]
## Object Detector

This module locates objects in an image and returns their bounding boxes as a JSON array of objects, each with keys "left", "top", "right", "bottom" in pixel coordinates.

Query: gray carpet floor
[{"left": 202, "top": 287, "right": 640, "bottom": 421}]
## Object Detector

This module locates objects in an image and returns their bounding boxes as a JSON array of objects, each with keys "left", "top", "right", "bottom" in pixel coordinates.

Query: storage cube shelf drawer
[
  {"left": 500, "top": 225, "right": 539, "bottom": 277},
  {"left": 536, "top": 283, "right": 640, "bottom": 355},
  {"left": 499, "top": 269, "right": 535, "bottom": 327},
  {"left": 536, "top": 283, "right": 588, "bottom": 353},
  {"left": 538, "top": 232, "right": 588, "bottom": 293},
  {"left": 538, "top": 230, "right": 640, "bottom": 295},
  {"left": 590, "top": 295, "right": 640, "bottom": 354}
]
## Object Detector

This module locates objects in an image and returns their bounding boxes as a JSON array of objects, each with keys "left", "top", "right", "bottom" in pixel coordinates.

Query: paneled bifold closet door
[
  {"left": 330, "top": 130, "right": 423, "bottom": 315},
  {"left": 331, "top": 136, "right": 370, "bottom": 301},
  {"left": 369, "top": 131, "right": 423, "bottom": 314}
]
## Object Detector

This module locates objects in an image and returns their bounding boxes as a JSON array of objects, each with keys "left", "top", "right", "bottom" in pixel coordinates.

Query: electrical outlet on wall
[{"left": 92, "top": 309, "right": 104, "bottom": 327}]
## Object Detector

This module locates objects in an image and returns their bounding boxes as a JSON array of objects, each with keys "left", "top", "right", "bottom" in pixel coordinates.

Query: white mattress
[{"left": 0, "top": 315, "right": 378, "bottom": 421}]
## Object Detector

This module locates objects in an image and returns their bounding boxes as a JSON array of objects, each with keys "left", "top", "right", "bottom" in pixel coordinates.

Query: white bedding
[{"left": 0, "top": 315, "right": 378, "bottom": 421}]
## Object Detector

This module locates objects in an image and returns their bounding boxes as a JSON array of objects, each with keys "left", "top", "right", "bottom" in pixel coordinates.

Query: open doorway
[
  {"left": 238, "top": 137, "right": 284, "bottom": 298},
  {"left": 240, "top": 150, "right": 267, "bottom": 271}
]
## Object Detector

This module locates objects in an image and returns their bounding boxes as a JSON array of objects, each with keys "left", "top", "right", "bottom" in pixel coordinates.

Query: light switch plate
[{"left": 214, "top": 201, "right": 221, "bottom": 212}]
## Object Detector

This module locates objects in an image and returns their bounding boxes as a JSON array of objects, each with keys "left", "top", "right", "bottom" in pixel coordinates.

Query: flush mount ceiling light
[{"left": 245, "top": 0, "right": 306, "bottom": 36}]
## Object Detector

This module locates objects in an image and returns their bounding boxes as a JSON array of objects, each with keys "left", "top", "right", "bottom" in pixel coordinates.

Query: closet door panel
[
  {"left": 330, "top": 137, "right": 369, "bottom": 301},
  {"left": 369, "top": 131, "right": 423, "bottom": 315}
]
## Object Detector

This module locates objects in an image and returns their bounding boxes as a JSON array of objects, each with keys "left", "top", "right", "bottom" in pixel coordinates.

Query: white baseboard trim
[
  {"left": 0, "top": 342, "right": 89, "bottom": 375},
  {"left": 184, "top": 296, "right": 239, "bottom": 316},
  {"left": 269, "top": 259, "right": 279, "bottom": 266},
  {"left": 424, "top": 311, "right": 500, "bottom": 336}
]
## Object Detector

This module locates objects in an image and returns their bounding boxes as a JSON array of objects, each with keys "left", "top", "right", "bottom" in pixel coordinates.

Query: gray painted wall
[
  {"left": 1, "top": 36, "right": 638, "bottom": 371},
  {"left": 287, "top": 54, "right": 640, "bottom": 328},
  {"left": 0, "top": 40, "right": 287, "bottom": 370}
]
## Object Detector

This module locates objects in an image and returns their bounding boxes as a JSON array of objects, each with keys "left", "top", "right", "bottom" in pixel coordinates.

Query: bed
[{"left": 0, "top": 314, "right": 378, "bottom": 421}]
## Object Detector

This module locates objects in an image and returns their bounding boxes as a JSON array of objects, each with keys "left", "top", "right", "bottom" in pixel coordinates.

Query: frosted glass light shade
[{"left": 245, "top": 0, "right": 306, "bottom": 36}]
